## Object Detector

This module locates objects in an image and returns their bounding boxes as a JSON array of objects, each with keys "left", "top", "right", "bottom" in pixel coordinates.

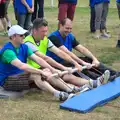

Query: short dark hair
[
  {"left": 32, "top": 18, "right": 48, "bottom": 29},
  {"left": 59, "top": 18, "right": 67, "bottom": 26}
]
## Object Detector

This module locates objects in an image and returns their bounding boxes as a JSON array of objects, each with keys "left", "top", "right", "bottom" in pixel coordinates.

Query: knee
[
  {"left": 62, "top": 74, "right": 72, "bottom": 82},
  {"left": 29, "top": 74, "right": 41, "bottom": 81},
  {"left": 43, "top": 68, "right": 51, "bottom": 72}
]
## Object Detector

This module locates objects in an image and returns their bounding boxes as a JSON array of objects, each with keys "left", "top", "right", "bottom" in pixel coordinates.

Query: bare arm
[
  {"left": 29, "top": 53, "right": 58, "bottom": 73},
  {"left": 75, "top": 44, "right": 100, "bottom": 66},
  {"left": 21, "top": 0, "right": 33, "bottom": 13},
  {"left": 75, "top": 44, "right": 97, "bottom": 61},
  {"left": 32, "top": 0, "right": 34, "bottom": 11},
  {"left": 59, "top": 45, "right": 87, "bottom": 65},
  {"left": 21, "top": 0, "right": 30, "bottom": 9},
  {"left": 35, "top": 51, "right": 67, "bottom": 70},
  {"left": 49, "top": 46, "right": 83, "bottom": 71},
  {"left": 32, "top": 0, "right": 34, "bottom": 8},
  {"left": 11, "top": 58, "right": 44, "bottom": 75}
]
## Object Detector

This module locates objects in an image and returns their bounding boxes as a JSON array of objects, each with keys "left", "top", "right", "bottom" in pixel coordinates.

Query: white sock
[
  {"left": 65, "top": 85, "right": 74, "bottom": 93},
  {"left": 54, "top": 91, "right": 60, "bottom": 97},
  {"left": 8, "top": 21, "right": 11, "bottom": 27}
]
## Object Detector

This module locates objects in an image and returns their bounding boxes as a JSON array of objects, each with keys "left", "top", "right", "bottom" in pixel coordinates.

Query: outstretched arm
[
  {"left": 59, "top": 45, "right": 87, "bottom": 65},
  {"left": 35, "top": 51, "right": 68, "bottom": 70},
  {"left": 49, "top": 46, "right": 83, "bottom": 71},
  {"left": 11, "top": 58, "right": 53, "bottom": 78},
  {"left": 29, "top": 53, "right": 57, "bottom": 73},
  {"left": 75, "top": 44, "right": 100, "bottom": 66},
  {"left": 11, "top": 58, "right": 44, "bottom": 75}
]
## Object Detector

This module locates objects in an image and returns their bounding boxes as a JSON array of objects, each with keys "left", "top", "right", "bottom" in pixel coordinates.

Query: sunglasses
[{"left": 19, "top": 35, "right": 24, "bottom": 37}]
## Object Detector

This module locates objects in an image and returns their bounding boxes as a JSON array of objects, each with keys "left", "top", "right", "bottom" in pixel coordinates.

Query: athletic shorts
[{"left": 0, "top": 2, "right": 6, "bottom": 18}]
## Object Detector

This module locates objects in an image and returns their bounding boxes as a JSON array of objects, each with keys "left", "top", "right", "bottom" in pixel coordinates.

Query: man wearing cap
[{"left": 0, "top": 25, "right": 84, "bottom": 101}]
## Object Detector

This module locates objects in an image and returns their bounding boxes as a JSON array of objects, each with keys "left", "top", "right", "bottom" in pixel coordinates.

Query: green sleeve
[
  {"left": 27, "top": 47, "right": 33, "bottom": 57},
  {"left": 1, "top": 48, "right": 33, "bottom": 64},
  {"left": 1, "top": 49, "right": 17, "bottom": 64}
]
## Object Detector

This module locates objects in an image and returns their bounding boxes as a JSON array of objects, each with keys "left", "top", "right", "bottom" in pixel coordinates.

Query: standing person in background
[
  {"left": 89, "top": 0, "right": 96, "bottom": 33},
  {"left": 116, "top": 0, "right": 120, "bottom": 47},
  {"left": 89, "top": 0, "right": 95, "bottom": 33},
  {"left": 58, "top": 0, "right": 77, "bottom": 27},
  {"left": 90, "top": 0, "right": 110, "bottom": 39},
  {"left": 31, "top": 0, "right": 44, "bottom": 22},
  {"left": 0, "top": 0, "right": 7, "bottom": 35},
  {"left": 17, "top": 0, "right": 34, "bottom": 30},
  {"left": 12, "top": 0, "right": 18, "bottom": 21},
  {"left": 5, "top": 0, "right": 11, "bottom": 30}
]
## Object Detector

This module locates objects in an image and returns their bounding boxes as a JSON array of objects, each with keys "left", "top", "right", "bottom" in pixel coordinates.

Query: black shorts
[{"left": 0, "top": 3, "right": 6, "bottom": 18}]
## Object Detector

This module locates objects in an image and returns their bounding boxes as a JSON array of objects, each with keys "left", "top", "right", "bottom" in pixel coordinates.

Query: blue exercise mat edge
[{"left": 60, "top": 77, "right": 120, "bottom": 113}]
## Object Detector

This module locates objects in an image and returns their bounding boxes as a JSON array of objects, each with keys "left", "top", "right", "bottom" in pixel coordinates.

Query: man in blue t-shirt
[{"left": 47, "top": 18, "right": 118, "bottom": 80}]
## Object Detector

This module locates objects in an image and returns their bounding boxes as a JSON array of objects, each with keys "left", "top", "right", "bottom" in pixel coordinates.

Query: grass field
[{"left": 0, "top": 1, "right": 120, "bottom": 120}]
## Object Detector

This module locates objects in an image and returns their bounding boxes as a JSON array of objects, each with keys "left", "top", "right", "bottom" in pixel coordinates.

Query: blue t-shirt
[
  {"left": 103, "top": 0, "right": 110, "bottom": 2},
  {"left": 47, "top": 31, "right": 75, "bottom": 63},
  {"left": 117, "top": 0, "right": 120, "bottom": 3},
  {"left": 89, "top": 0, "right": 104, "bottom": 7},
  {"left": 16, "top": 0, "right": 32, "bottom": 14}
]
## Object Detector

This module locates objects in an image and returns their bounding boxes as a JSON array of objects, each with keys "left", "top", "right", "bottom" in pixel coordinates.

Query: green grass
[{"left": 0, "top": 0, "right": 120, "bottom": 120}]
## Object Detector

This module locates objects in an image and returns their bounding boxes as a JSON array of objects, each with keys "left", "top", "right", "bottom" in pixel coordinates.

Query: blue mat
[{"left": 60, "top": 77, "right": 120, "bottom": 113}]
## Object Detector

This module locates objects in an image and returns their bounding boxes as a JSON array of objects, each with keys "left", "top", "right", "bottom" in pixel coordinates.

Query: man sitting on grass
[{"left": 47, "top": 18, "right": 118, "bottom": 81}]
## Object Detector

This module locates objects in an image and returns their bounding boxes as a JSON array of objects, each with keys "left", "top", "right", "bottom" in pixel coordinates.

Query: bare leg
[
  {"left": 0, "top": 18, "right": 7, "bottom": 32},
  {"left": 62, "top": 74, "right": 89, "bottom": 86},
  {"left": 5, "top": 0, "right": 11, "bottom": 28},
  {"left": 48, "top": 76, "right": 73, "bottom": 92},
  {"left": 42, "top": 68, "right": 73, "bottom": 92},
  {"left": 29, "top": 74, "right": 59, "bottom": 94},
  {"left": 29, "top": 73, "right": 70, "bottom": 101},
  {"left": 5, "top": 14, "right": 11, "bottom": 28}
]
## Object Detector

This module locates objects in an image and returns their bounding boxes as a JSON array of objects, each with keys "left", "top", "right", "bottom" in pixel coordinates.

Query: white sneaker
[
  {"left": 79, "top": 84, "right": 91, "bottom": 93},
  {"left": 93, "top": 34, "right": 101, "bottom": 39},
  {"left": 101, "top": 33, "right": 111, "bottom": 38},
  {"left": 97, "top": 70, "right": 110, "bottom": 86},
  {"left": 59, "top": 92, "right": 69, "bottom": 101},
  {"left": 67, "top": 93, "right": 76, "bottom": 100}
]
